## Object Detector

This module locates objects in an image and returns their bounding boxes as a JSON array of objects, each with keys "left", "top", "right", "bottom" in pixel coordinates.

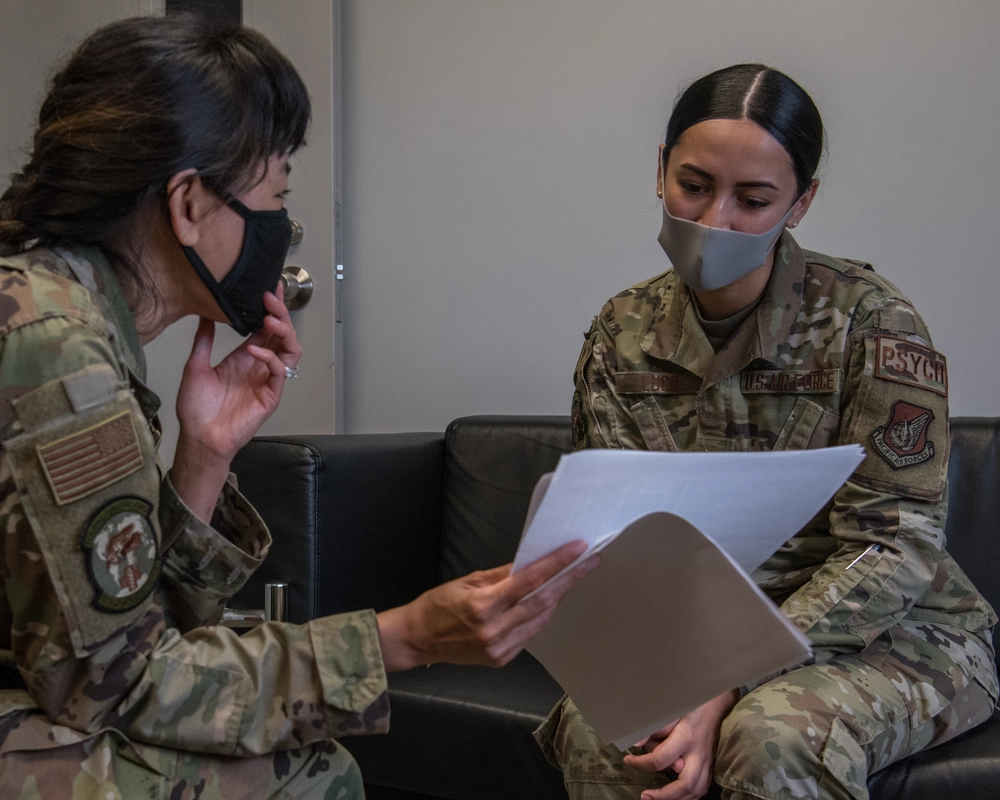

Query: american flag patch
[{"left": 37, "top": 411, "right": 144, "bottom": 506}]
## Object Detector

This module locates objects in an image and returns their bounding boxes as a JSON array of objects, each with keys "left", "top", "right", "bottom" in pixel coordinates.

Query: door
[{"left": 143, "top": 0, "right": 344, "bottom": 462}]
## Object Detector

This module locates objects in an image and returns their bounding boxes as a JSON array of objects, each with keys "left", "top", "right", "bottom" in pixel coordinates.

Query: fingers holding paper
[{"left": 376, "top": 540, "right": 599, "bottom": 671}]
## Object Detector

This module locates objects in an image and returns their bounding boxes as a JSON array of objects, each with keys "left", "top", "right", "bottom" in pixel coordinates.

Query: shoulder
[
  {"left": 798, "top": 247, "right": 929, "bottom": 339},
  {"left": 0, "top": 247, "right": 107, "bottom": 338},
  {"left": 0, "top": 248, "right": 122, "bottom": 434},
  {"left": 588, "top": 269, "right": 675, "bottom": 338}
]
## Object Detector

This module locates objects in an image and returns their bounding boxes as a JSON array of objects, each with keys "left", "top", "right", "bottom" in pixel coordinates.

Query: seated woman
[
  {"left": 0, "top": 16, "right": 596, "bottom": 800},
  {"left": 536, "top": 64, "right": 998, "bottom": 800}
]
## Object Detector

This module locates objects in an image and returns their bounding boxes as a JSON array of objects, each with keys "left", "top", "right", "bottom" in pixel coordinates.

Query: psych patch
[
  {"left": 82, "top": 497, "right": 161, "bottom": 612},
  {"left": 871, "top": 400, "right": 935, "bottom": 470},
  {"left": 875, "top": 336, "right": 948, "bottom": 397},
  {"left": 37, "top": 410, "right": 144, "bottom": 506}
]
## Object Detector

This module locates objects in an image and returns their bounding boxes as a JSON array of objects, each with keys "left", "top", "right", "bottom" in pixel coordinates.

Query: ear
[
  {"left": 787, "top": 179, "right": 819, "bottom": 229},
  {"left": 656, "top": 144, "right": 666, "bottom": 199},
  {"left": 166, "top": 168, "right": 207, "bottom": 248}
]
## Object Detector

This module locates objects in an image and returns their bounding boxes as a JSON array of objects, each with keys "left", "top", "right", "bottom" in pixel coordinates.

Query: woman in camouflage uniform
[
  {"left": 536, "top": 64, "right": 997, "bottom": 800},
  {"left": 0, "top": 16, "right": 595, "bottom": 800}
]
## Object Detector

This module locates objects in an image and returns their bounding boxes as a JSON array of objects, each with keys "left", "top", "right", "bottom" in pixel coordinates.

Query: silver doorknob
[
  {"left": 280, "top": 266, "right": 313, "bottom": 311},
  {"left": 289, "top": 219, "right": 304, "bottom": 246}
]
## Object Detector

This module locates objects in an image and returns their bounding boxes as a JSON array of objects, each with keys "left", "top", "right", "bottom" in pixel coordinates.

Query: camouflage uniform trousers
[
  {"left": 0, "top": 713, "right": 363, "bottom": 800},
  {"left": 535, "top": 624, "right": 997, "bottom": 800}
]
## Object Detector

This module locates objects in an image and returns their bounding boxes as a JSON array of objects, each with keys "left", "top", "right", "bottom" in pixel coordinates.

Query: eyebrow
[
  {"left": 284, "top": 163, "right": 292, "bottom": 175},
  {"left": 678, "top": 163, "right": 779, "bottom": 191}
]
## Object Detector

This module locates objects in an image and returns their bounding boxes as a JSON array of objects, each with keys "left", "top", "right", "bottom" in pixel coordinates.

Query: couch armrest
[{"left": 229, "top": 432, "right": 445, "bottom": 623}]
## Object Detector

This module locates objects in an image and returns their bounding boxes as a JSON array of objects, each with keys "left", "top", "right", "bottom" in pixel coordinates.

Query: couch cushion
[
  {"left": 868, "top": 709, "right": 1000, "bottom": 800},
  {"left": 440, "top": 416, "right": 572, "bottom": 582},
  {"left": 343, "top": 652, "right": 566, "bottom": 800}
]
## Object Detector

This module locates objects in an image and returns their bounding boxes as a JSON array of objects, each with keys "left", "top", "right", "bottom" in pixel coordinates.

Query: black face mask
[{"left": 182, "top": 198, "right": 292, "bottom": 336}]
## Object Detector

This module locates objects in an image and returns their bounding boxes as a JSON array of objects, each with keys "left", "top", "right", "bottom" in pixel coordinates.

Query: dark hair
[
  {"left": 663, "top": 64, "right": 823, "bottom": 197},
  {"left": 0, "top": 14, "right": 311, "bottom": 310}
]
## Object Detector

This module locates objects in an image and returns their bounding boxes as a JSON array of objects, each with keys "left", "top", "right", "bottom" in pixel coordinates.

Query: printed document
[{"left": 515, "top": 445, "right": 865, "bottom": 750}]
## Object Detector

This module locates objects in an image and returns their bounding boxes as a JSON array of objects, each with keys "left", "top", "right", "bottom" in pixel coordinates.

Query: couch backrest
[
  {"left": 440, "top": 416, "right": 572, "bottom": 582},
  {"left": 440, "top": 415, "right": 999, "bottom": 620},
  {"left": 944, "top": 418, "right": 1000, "bottom": 616}
]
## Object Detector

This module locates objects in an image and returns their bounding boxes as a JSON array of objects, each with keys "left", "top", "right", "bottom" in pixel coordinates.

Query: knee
[
  {"left": 715, "top": 701, "right": 824, "bottom": 792},
  {"left": 535, "top": 696, "right": 663, "bottom": 797}
]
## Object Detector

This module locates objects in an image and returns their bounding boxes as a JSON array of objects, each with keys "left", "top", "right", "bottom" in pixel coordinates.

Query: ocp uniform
[
  {"left": 0, "top": 246, "right": 388, "bottom": 800},
  {"left": 542, "top": 233, "right": 998, "bottom": 800}
]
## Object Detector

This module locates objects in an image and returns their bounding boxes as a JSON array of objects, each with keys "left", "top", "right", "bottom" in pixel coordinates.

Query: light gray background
[
  {"left": 340, "top": 0, "right": 999, "bottom": 432},
  {"left": 3, "top": 2, "right": 997, "bottom": 438}
]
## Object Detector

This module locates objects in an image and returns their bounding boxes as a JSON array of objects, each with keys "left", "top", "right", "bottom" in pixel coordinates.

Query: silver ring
[{"left": 284, "top": 365, "right": 299, "bottom": 379}]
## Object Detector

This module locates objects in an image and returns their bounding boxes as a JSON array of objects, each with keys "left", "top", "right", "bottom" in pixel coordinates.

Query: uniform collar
[
  {"left": 54, "top": 245, "right": 148, "bottom": 383},
  {"left": 641, "top": 232, "right": 806, "bottom": 385}
]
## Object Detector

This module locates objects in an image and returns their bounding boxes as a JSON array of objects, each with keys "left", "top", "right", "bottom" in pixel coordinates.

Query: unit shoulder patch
[
  {"left": 870, "top": 400, "right": 936, "bottom": 470},
  {"left": 82, "top": 497, "right": 161, "bottom": 612},
  {"left": 875, "top": 335, "right": 947, "bottom": 397}
]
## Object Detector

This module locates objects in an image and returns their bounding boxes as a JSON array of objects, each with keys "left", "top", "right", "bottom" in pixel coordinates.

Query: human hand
[
  {"left": 624, "top": 689, "right": 739, "bottom": 800},
  {"left": 376, "top": 541, "right": 598, "bottom": 671},
  {"left": 176, "top": 285, "right": 302, "bottom": 461},
  {"left": 172, "top": 286, "right": 302, "bottom": 520}
]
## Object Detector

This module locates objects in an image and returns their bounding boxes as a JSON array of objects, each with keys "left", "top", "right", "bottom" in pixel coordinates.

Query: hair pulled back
[
  {"left": 664, "top": 64, "right": 824, "bottom": 197},
  {"left": 0, "top": 14, "right": 310, "bottom": 304}
]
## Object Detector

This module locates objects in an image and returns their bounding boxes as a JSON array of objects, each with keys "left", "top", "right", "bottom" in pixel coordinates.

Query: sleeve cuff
[
  {"left": 309, "top": 609, "right": 391, "bottom": 736},
  {"left": 158, "top": 474, "right": 272, "bottom": 612}
]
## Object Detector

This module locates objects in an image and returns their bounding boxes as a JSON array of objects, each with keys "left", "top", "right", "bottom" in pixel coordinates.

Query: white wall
[
  {"left": 341, "top": 0, "right": 1000, "bottom": 433},
  {"left": 0, "top": 1, "right": 149, "bottom": 179}
]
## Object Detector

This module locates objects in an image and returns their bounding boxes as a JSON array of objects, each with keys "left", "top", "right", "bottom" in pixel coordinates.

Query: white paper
[
  {"left": 514, "top": 445, "right": 864, "bottom": 749},
  {"left": 513, "top": 445, "right": 865, "bottom": 576}
]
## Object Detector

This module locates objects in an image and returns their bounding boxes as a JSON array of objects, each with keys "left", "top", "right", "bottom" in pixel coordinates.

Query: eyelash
[
  {"left": 678, "top": 181, "right": 770, "bottom": 210},
  {"left": 278, "top": 189, "right": 291, "bottom": 199}
]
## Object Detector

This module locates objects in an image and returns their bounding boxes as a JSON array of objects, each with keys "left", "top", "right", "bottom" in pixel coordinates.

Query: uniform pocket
[
  {"left": 630, "top": 397, "right": 678, "bottom": 452},
  {"left": 818, "top": 717, "right": 870, "bottom": 800},
  {"left": 773, "top": 397, "right": 839, "bottom": 451}
]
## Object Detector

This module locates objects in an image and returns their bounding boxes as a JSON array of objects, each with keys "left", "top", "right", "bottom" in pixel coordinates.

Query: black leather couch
[{"left": 230, "top": 416, "right": 1000, "bottom": 800}]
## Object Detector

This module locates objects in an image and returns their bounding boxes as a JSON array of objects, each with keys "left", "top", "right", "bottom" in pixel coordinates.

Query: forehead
[{"left": 668, "top": 118, "right": 795, "bottom": 181}]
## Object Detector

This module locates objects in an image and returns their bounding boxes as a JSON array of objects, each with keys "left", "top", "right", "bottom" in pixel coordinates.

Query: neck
[
  {"left": 693, "top": 249, "right": 775, "bottom": 320},
  {"left": 129, "top": 215, "right": 212, "bottom": 345}
]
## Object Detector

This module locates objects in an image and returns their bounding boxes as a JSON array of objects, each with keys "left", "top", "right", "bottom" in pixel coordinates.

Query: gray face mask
[{"left": 657, "top": 201, "right": 796, "bottom": 292}]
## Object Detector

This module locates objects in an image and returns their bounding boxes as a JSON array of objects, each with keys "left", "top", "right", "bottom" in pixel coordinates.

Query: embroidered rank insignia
[
  {"left": 875, "top": 335, "right": 948, "bottom": 396},
  {"left": 871, "top": 400, "right": 935, "bottom": 469},
  {"left": 82, "top": 497, "right": 161, "bottom": 612},
  {"left": 37, "top": 411, "right": 144, "bottom": 506}
]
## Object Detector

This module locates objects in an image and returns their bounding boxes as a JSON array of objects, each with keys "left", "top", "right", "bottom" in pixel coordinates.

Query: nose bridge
[{"left": 698, "top": 195, "right": 731, "bottom": 230}]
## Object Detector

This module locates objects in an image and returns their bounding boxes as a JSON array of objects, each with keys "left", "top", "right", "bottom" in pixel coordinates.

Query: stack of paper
[{"left": 514, "top": 445, "right": 865, "bottom": 750}]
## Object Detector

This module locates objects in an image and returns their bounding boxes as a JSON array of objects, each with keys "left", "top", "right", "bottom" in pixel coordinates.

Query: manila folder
[{"left": 527, "top": 511, "right": 811, "bottom": 751}]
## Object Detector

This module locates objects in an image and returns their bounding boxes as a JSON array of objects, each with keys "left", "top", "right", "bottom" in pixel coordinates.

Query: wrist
[
  {"left": 376, "top": 604, "right": 429, "bottom": 672},
  {"left": 170, "top": 437, "right": 232, "bottom": 523},
  {"left": 713, "top": 688, "right": 740, "bottom": 716}
]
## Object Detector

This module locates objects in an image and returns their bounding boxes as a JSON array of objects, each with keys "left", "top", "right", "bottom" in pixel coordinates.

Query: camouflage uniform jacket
[
  {"left": 0, "top": 246, "right": 389, "bottom": 765},
  {"left": 573, "top": 233, "right": 998, "bottom": 700}
]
